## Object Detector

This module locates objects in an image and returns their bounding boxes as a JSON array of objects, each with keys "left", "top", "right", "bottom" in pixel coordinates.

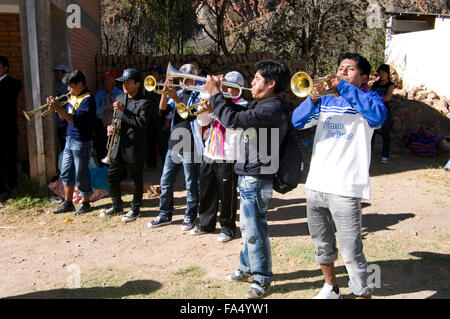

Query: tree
[
  {"left": 101, "top": 0, "right": 197, "bottom": 55},
  {"left": 255, "top": 0, "right": 371, "bottom": 75},
  {"left": 194, "top": 0, "right": 268, "bottom": 55}
]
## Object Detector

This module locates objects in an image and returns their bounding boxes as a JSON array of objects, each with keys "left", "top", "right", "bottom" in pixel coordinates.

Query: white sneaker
[
  {"left": 217, "top": 232, "right": 232, "bottom": 242},
  {"left": 313, "top": 282, "right": 341, "bottom": 299}
]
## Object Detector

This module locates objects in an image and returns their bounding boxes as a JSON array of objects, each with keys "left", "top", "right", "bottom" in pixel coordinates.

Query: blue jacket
[
  {"left": 292, "top": 79, "right": 387, "bottom": 130},
  {"left": 167, "top": 90, "right": 204, "bottom": 156}
]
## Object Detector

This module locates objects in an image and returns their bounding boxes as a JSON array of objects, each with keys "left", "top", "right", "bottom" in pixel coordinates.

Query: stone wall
[{"left": 95, "top": 52, "right": 306, "bottom": 108}]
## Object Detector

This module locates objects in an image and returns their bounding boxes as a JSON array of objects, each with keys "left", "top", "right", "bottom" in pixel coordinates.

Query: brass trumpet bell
[
  {"left": 290, "top": 72, "right": 339, "bottom": 98},
  {"left": 290, "top": 72, "right": 314, "bottom": 98},
  {"left": 143, "top": 75, "right": 178, "bottom": 94},
  {"left": 176, "top": 100, "right": 210, "bottom": 119}
]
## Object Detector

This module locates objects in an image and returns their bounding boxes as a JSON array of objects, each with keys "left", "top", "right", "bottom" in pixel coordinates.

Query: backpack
[
  {"left": 273, "top": 127, "right": 304, "bottom": 194},
  {"left": 403, "top": 129, "right": 445, "bottom": 158}
]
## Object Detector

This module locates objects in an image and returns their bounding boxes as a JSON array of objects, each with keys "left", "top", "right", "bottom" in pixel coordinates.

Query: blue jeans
[
  {"left": 60, "top": 136, "right": 93, "bottom": 197},
  {"left": 158, "top": 150, "right": 199, "bottom": 221},
  {"left": 306, "top": 189, "right": 373, "bottom": 296},
  {"left": 238, "top": 175, "right": 273, "bottom": 286}
]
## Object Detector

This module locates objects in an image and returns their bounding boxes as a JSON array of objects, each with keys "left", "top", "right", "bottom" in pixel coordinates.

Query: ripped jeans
[{"left": 237, "top": 175, "right": 273, "bottom": 286}]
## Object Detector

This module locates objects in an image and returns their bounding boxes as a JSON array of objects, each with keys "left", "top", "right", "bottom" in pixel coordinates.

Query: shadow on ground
[
  {"left": 4, "top": 279, "right": 162, "bottom": 299},
  {"left": 270, "top": 251, "right": 450, "bottom": 299}
]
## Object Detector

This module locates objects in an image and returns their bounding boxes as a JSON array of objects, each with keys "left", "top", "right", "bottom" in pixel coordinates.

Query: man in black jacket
[
  {"left": 203, "top": 60, "right": 291, "bottom": 299},
  {"left": 100, "top": 69, "right": 151, "bottom": 222},
  {"left": 0, "top": 56, "right": 22, "bottom": 202}
]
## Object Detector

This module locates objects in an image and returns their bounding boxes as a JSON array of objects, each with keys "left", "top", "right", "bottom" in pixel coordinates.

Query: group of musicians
[{"left": 44, "top": 53, "right": 387, "bottom": 299}]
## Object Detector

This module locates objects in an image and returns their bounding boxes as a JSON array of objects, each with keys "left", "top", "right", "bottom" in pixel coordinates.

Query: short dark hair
[
  {"left": 337, "top": 52, "right": 371, "bottom": 76},
  {"left": 254, "top": 60, "right": 291, "bottom": 94},
  {"left": 63, "top": 69, "right": 86, "bottom": 86},
  {"left": 0, "top": 56, "right": 9, "bottom": 69}
]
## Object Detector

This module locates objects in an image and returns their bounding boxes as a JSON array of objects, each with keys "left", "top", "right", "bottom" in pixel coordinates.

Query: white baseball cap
[
  {"left": 54, "top": 64, "right": 72, "bottom": 73},
  {"left": 179, "top": 64, "right": 198, "bottom": 75},
  {"left": 225, "top": 71, "right": 244, "bottom": 87}
]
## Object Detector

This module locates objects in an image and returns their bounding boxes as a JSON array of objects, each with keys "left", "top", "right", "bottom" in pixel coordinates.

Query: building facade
[{"left": 0, "top": 0, "right": 101, "bottom": 184}]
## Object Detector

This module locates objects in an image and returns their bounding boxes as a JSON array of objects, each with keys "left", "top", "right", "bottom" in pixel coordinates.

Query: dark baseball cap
[
  {"left": 377, "top": 64, "right": 390, "bottom": 74},
  {"left": 116, "top": 68, "right": 141, "bottom": 82},
  {"left": 150, "top": 64, "right": 164, "bottom": 75}
]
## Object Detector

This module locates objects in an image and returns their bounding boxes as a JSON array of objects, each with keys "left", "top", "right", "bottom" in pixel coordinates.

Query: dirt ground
[{"left": 0, "top": 143, "right": 449, "bottom": 299}]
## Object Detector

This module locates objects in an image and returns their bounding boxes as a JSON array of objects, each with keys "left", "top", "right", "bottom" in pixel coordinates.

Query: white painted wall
[{"left": 385, "top": 17, "right": 450, "bottom": 99}]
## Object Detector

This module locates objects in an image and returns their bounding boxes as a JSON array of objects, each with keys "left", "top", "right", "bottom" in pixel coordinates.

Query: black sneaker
[
  {"left": 181, "top": 217, "right": 195, "bottom": 231},
  {"left": 246, "top": 281, "right": 270, "bottom": 299},
  {"left": 99, "top": 207, "right": 124, "bottom": 218},
  {"left": 73, "top": 202, "right": 91, "bottom": 215},
  {"left": 147, "top": 216, "right": 172, "bottom": 228},
  {"left": 51, "top": 201, "right": 75, "bottom": 214},
  {"left": 121, "top": 210, "right": 140, "bottom": 223}
]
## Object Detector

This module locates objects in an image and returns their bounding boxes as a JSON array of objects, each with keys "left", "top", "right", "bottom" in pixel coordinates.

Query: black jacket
[
  {"left": 210, "top": 93, "right": 290, "bottom": 178},
  {"left": 111, "top": 92, "right": 151, "bottom": 163},
  {"left": 0, "top": 75, "right": 22, "bottom": 135}
]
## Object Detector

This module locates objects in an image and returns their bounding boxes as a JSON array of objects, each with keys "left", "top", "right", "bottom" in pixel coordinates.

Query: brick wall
[
  {"left": 76, "top": 0, "right": 100, "bottom": 24},
  {"left": 69, "top": 1, "right": 100, "bottom": 92},
  {"left": 69, "top": 26, "right": 101, "bottom": 91},
  {"left": 0, "top": 13, "right": 27, "bottom": 163}
]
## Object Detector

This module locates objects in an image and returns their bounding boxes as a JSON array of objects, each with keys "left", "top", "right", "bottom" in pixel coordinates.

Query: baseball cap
[
  {"left": 225, "top": 71, "right": 244, "bottom": 87},
  {"left": 54, "top": 64, "right": 72, "bottom": 73},
  {"left": 179, "top": 64, "right": 197, "bottom": 75},
  {"left": 116, "top": 68, "right": 141, "bottom": 82},
  {"left": 100, "top": 71, "right": 118, "bottom": 81},
  {"left": 377, "top": 64, "right": 390, "bottom": 74},
  {"left": 150, "top": 64, "right": 164, "bottom": 75}
]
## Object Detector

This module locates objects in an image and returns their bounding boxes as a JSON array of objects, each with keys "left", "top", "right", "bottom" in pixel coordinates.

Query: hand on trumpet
[
  {"left": 311, "top": 75, "right": 340, "bottom": 102},
  {"left": 112, "top": 100, "right": 125, "bottom": 113},
  {"left": 203, "top": 74, "right": 223, "bottom": 96},
  {"left": 165, "top": 85, "right": 179, "bottom": 100},
  {"left": 106, "top": 124, "right": 115, "bottom": 137},
  {"left": 46, "top": 96, "right": 63, "bottom": 112}
]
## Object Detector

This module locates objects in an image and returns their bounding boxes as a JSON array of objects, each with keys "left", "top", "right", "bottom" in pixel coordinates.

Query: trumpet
[
  {"left": 291, "top": 72, "right": 340, "bottom": 98},
  {"left": 143, "top": 75, "right": 179, "bottom": 94},
  {"left": 145, "top": 62, "right": 252, "bottom": 99},
  {"left": 101, "top": 109, "right": 121, "bottom": 165},
  {"left": 23, "top": 93, "right": 71, "bottom": 121},
  {"left": 176, "top": 100, "right": 210, "bottom": 119}
]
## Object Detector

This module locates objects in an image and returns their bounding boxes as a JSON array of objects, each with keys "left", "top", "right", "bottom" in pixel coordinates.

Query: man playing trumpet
[
  {"left": 48, "top": 70, "right": 96, "bottom": 215},
  {"left": 291, "top": 52, "right": 387, "bottom": 299},
  {"left": 147, "top": 63, "right": 204, "bottom": 231},
  {"left": 100, "top": 69, "right": 151, "bottom": 223}
]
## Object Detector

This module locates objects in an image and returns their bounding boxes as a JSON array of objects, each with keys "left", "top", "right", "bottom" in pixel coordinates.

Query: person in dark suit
[
  {"left": 0, "top": 56, "right": 22, "bottom": 201},
  {"left": 100, "top": 69, "right": 151, "bottom": 223}
]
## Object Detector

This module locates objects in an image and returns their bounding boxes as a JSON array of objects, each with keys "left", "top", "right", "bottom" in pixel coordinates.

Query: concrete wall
[{"left": 385, "top": 17, "right": 450, "bottom": 100}]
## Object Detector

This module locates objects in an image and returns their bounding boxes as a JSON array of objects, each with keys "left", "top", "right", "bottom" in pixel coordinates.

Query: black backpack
[{"left": 273, "top": 126, "right": 304, "bottom": 194}]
